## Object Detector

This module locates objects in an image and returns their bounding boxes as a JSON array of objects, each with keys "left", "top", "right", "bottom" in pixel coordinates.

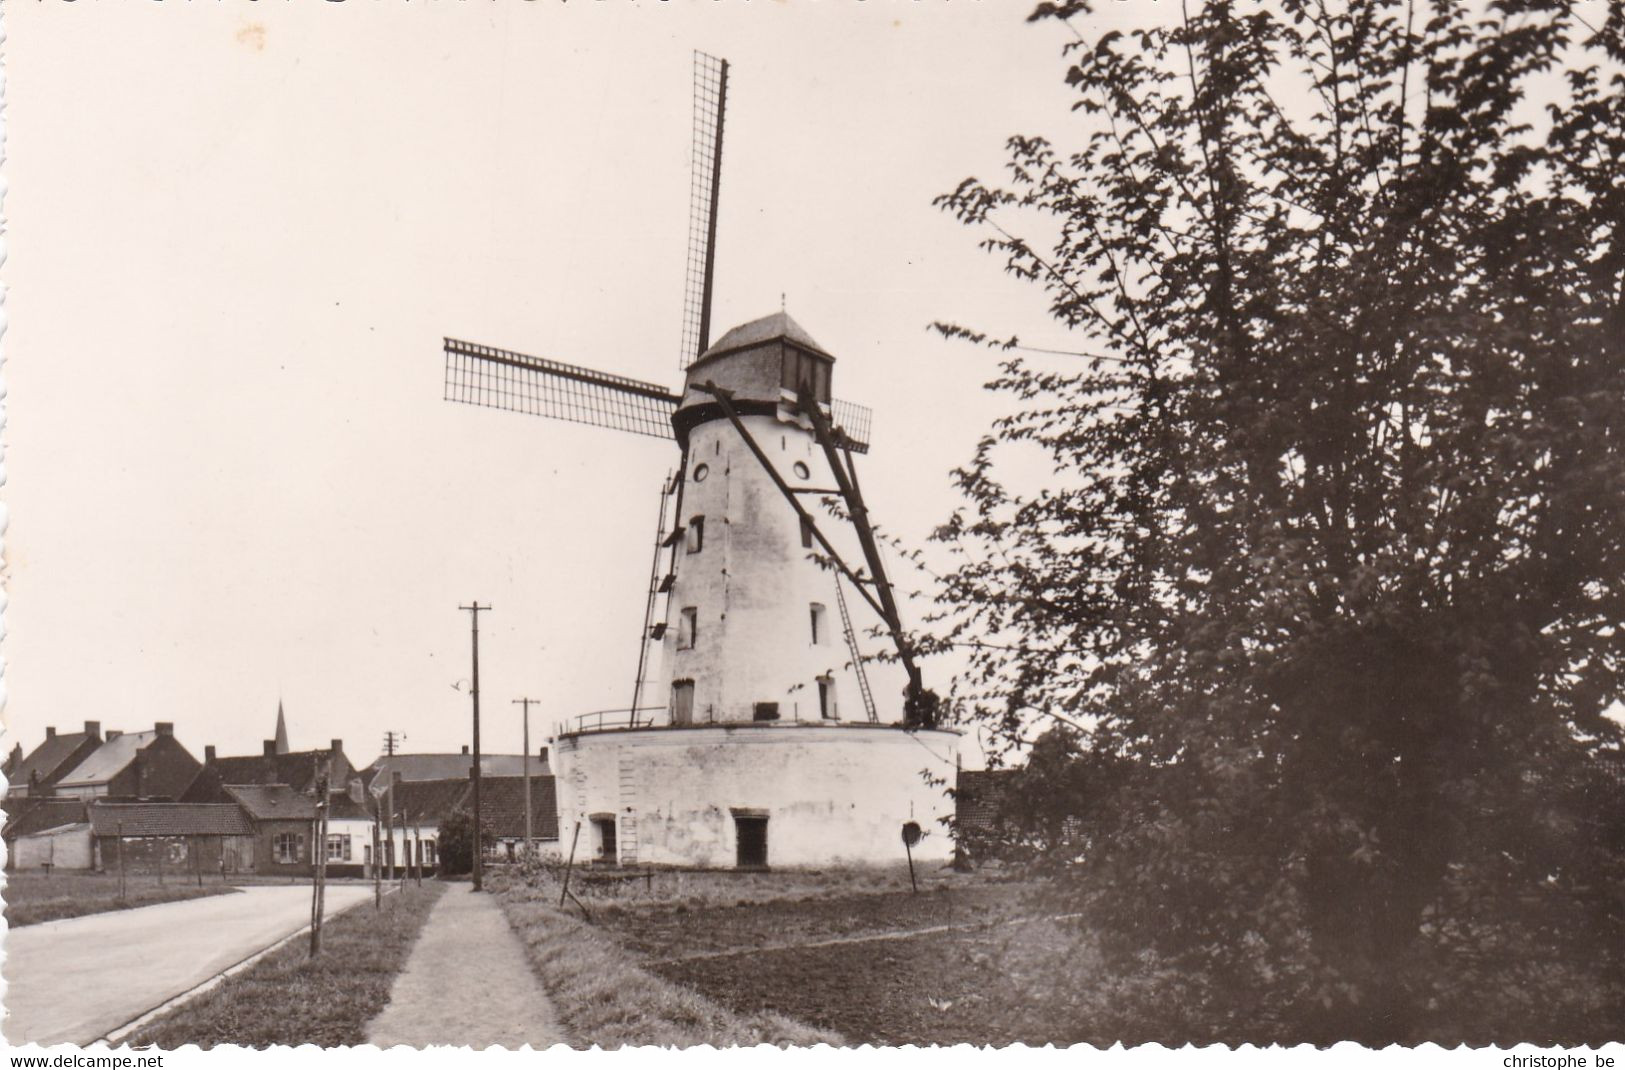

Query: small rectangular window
[
  {"left": 672, "top": 680, "right": 695, "bottom": 725},
  {"left": 753, "top": 702, "right": 780, "bottom": 722},
  {"left": 274, "top": 833, "right": 305, "bottom": 864},
  {"left": 801, "top": 517, "right": 814, "bottom": 549},
  {"left": 687, "top": 516, "right": 705, "bottom": 554},
  {"left": 810, "top": 603, "right": 827, "bottom": 645},
  {"left": 678, "top": 607, "right": 698, "bottom": 650}
]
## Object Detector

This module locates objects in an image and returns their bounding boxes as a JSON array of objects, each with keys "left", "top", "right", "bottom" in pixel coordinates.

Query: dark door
[
  {"left": 595, "top": 818, "right": 617, "bottom": 862},
  {"left": 735, "top": 816, "right": 768, "bottom": 868}
]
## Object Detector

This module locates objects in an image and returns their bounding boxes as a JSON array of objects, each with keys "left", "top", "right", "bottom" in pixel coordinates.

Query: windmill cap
[
  {"left": 693, "top": 312, "right": 833, "bottom": 367},
  {"left": 673, "top": 312, "right": 836, "bottom": 446}
]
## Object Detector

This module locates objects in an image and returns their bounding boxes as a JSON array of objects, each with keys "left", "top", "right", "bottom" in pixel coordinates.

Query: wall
[
  {"left": 657, "top": 411, "right": 882, "bottom": 726},
  {"left": 554, "top": 723, "right": 960, "bottom": 868},
  {"left": 14, "top": 825, "right": 92, "bottom": 870},
  {"left": 91, "top": 834, "right": 255, "bottom": 875},
  {"left": 253, "top": 818, "right": 316, "bottom": 876},
  {"left": 340, "top": 818, "right": 441, "bottom": 877}
]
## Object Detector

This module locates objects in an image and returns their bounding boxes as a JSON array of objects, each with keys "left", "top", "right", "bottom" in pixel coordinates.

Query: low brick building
[
  {"left": 87, "top": 801, "right": 258, "bottom": 875},
  {"left": 4, "top": 798, "right": 93, "bottom": 871}
]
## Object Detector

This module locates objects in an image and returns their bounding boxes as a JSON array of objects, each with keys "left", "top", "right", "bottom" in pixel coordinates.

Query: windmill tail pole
[
  {"left": 798, "top": 386, "right": 938, "bottom": 728},
  {"left": 560, "top": 822, "right": 581, "bottom": 910}
]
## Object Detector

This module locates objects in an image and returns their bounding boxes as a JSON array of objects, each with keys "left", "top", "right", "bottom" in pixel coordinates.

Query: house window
[
  {"left": 672, "top": 680, "right": 695, "bottom": 725},
  {"left": 274, "top": 833, "right": 305, "bottom": 864},
  {"left": 801, "top": 517, "right": 815, "bottom": 549},
  {"left": 326, "top": 834, "right": 351, "bottom": 862},
  {"left": 423, "top": 841, "right": 437, "bottom": 865},
  {"left": 753, "top": 702, "right": 780, "bottom": 722},
  {"left": 678, "top": 607, "right": 698, "bottom": 650},
  {"left": 818, "top": 675, "right": 837, "bottom": 720},
  {"left": 810, "top": 603, "right": 827, "bottom": 645},
  {"left": 687, "top": 516, "right": 705, "bottom": 554}
]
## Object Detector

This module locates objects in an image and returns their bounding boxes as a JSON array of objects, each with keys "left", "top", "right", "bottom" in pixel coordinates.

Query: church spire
[{"left": 274, "top": 700, "right": 290, "bottom": 755}]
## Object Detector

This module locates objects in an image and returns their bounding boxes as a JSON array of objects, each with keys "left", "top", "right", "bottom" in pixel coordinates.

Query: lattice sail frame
[
  {"left": 443, "top": 338, "right": 679, "bottom": 441},
  {"left": 678, "top": 52, "right": 729, "bottom": 370},
  {"left": 445, "top": 338, "right": 873, "bottom": 452},
  {"left": 830, "top": 398, "right": 873, "bottom": 456}
]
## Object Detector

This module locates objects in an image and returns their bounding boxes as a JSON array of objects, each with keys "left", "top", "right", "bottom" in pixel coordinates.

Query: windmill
[{"left": 442, "top": 52, "right": 937, "bottom": 734}]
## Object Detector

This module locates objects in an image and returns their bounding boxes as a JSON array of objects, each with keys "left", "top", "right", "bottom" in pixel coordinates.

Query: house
[
  {"left": 4, "top": 798, "right": 92, "bottom": 871},
  {"left": 51, "top": 724, "right": 202, "bottom": 801},
  {"left": 374, "top": 776, "right": 466, "bottom": 876},
  {"left": 6, "top": 722, "right": 104, "bottom": 799},
  {"left": 364, "top": 746, "right": 550, "bottom": 790},
  {"left": 181, "top": 738, "right": 357, "bottom": 804},
  {"left": 477, "top": 775, "right": 560, "bottom": 862},
  {"left": 87, "top": 802, "right": 258, "bottom": 875},
  {"left": 222, "top": 783, "right": 377, "bottom": 879}
]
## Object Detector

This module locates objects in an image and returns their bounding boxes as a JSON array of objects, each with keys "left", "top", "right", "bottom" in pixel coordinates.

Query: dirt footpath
[{"left": 366, "top": 884, "right": 566, "bottom": 1049}]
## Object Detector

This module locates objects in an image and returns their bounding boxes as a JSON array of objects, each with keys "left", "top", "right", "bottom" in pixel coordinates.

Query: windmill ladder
[
  {"left": 629, "top": 470, "right": 676, "bottom": 725},
  {"left": 835, "top": 575, "right": 879, "bottom": 723},
  {"left": 617, "top": 756, "right": 639, "bottom": 866}
]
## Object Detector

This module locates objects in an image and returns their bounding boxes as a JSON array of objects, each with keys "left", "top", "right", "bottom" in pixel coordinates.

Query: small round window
[
  {"left": 792, "top": 461, "right": 811, "bottom": 480},
  {"left": 693, "top": 463, "right": 710, "bottom": 483}
]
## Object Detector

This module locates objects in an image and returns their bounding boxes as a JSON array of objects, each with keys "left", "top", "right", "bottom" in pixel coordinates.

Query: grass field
[
  {"left": 2, "top": 871, "right": 239, "bottom": 928},
  {"left": 129, "top": 881, "right": 445, "bottom": 1049},
  {"left": 499, "top": 864, "right": 1092, "bottom": 1046},
  {"left": 490, "top": 871, "right": 840, "bottom": 1048},
  {"left": 598, "top": 877, "right": 1094, "bottom": 1046}
]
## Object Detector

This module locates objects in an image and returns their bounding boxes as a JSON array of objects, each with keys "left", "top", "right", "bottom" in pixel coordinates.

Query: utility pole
[
  {"left": 460, "top": 602, "right": 491, "bottom": 891},
  {"left": 513, "top": 697, "right": 539, "bottom": 862},
  {"left": 382, "top": 731, "right": 402, "bottom": 882},
  {"left": 311, "top": 759, "right": 330, "bottom": 957},
  {"left": 372, "top": 793, "right": 383, "bottom": 909}
]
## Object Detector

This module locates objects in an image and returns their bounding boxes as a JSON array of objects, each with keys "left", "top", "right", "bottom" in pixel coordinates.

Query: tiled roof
[
  {"left": 88, "top": 802, "right": 255, "bottom": 838},
  {"left": 3, "top": 798, "right": 89, "bottom": 839},
  {"left": 182, "top": 749, "right": 349, "bottom": 802},
  {"left": 55, "top": 732, "right": 157, "bottom": 788},
  {"left": 477, "top": 776, "right": 559, "bottom": 840},
  {"left": 327, "top": 792, "right": 372, "bottom": 821},
  {"left": 364, "top": 753, "right": 548, "bottom": 787},
  {"left": 222, "top": 784, "right": 318, "bottom": 821},
  {"left": 387, "top": 777, "right": 471, "bottom": 824},
  {"left": 8, "top": 731, "right": 99, "bottom": 793}
]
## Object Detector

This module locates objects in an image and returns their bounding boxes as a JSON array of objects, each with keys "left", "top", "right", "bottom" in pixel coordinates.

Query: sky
[{"left": 4, "top": 1, "right": 1111, "bottom": 769}]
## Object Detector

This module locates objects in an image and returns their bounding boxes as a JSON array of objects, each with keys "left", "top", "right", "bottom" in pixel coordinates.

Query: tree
[
  {"left": 930, "top": 0, "right": 1624, "bottom": 1044},
  {"left": 435, "top": 807, "right": 491, "bottom": 878}
]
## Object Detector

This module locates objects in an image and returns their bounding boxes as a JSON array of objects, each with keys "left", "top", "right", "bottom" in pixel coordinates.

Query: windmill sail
[
  {"left": 829, "top": 398, "right": 873, "bottom": 455},
  {"left": 443, "top": 338, "right": 678, "bottom": 441},
  {"left": 679, "top": 52, "right": 730, "bottom": 370}
]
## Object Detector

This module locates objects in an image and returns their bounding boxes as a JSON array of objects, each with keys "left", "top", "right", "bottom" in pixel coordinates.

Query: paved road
[
  {"left": 3, "top": 884, "right": 373, "bottom": 1046},
  {"left": 367, "top": 885, "right": 565, "bottom": 1049}
]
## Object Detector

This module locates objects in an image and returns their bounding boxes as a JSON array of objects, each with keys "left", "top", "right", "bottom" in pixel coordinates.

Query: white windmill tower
[{"left": 443, "top": 54, "right": 959, "bottom": 869}]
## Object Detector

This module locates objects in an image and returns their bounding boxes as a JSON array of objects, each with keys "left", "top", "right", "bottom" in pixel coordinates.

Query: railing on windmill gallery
[{"left": 558, "top": 697, "right": 881, "bottom": 738}]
